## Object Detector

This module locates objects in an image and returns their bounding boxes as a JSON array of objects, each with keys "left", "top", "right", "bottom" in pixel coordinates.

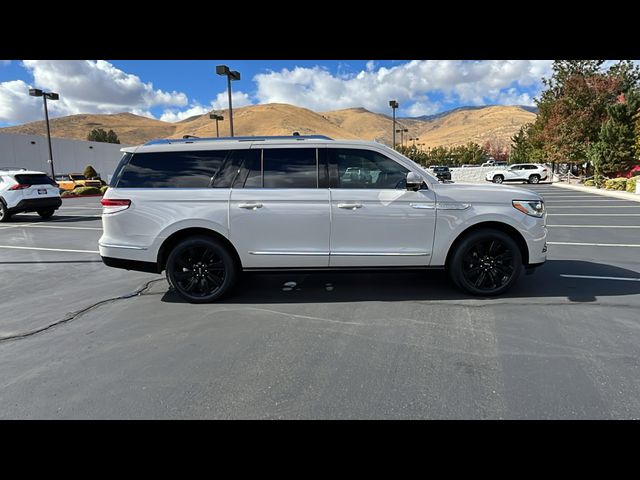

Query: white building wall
[{"left": 0, "top": 133, "right": 128, "bottom": 180}]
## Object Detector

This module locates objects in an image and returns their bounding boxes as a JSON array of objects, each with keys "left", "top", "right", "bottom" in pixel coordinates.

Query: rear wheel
[
  {"left": 165, "top": 236, "right": 238, "bottom": 303},
  {"left": 448, "top": 229, "right": 522, "bottom": 296},
  {"left": 37, "top": 209, "right": 55, "bottom": 219},
  {"left": 492, "top": 175, "right": 504, "bottom": 184},
  {"left": 0, "top": 202, "right": 10, "bottom": 223},
  {"left": 528, "top": 174, "right": 540, "bottom": 184}
]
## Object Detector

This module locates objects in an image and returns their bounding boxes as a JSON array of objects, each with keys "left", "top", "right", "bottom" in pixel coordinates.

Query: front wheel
[
  {"left": 165, "top": 236, "right": 238, "bottom": 303},
  {"left": 492, "top": 175, "right": 504, "bottom": 184},
  {"left": 448, "top": 229, "right": 522, "bottom": 296},
  {"left": 37, "top": 209, "right": 55, "bottom": 219},
  {"left": 528, "top": 175, "right": 540, "bottom": 184}
]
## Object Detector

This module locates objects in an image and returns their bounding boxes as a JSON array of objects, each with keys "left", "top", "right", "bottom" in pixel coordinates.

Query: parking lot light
[
  {"left": 389, "top": 100, "right": 398, "bottom": 148},
  {"left": 29, "top": 88, "right": 59, "bottom": 179},
  {"left": 209, "top": 113, "right": 224, "bottom": 138},
  {"left": 216, "top": 65, "right": 241, "bottom": 137}
]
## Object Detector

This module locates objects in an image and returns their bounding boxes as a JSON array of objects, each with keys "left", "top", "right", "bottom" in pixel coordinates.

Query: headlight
[{"left": 512, "top": 199, "right": 545, "bottom": 218}]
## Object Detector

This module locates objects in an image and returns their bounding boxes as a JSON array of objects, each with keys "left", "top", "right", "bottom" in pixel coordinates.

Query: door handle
[
  {"left": 410, "top": 203, "right": 435, "bottom": 209},
  {"left": 337, "top": 203, "right": 363, "bottom": 210},
  {"left": 238, "top": 202, "right": 263, "bottom": 210}
]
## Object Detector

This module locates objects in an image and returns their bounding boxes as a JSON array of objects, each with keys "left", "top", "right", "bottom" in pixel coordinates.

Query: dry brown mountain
[{"left": 0, "top": 103, "right": 535, "bottom": 149}]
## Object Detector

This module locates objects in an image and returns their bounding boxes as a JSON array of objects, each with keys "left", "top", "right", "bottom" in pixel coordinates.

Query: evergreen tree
[
  {"left": 106, "top": 129, "right": 121, "bottom": 144},
  {"left": 83, "top": 165, "right": 98, "bottom": 179},
  {"left": 88, "top": 128, "right": 121, "bottom": 144}
]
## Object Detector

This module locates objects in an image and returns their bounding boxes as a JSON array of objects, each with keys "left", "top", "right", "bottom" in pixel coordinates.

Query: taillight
[
  {"left": 9, "top": 183, "right": 31, "bottom": 190},
  {"left": 101, "top": 198, "right": 131, "bottom": 214}
]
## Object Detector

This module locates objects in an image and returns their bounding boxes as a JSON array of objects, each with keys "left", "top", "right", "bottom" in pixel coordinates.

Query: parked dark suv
[{"left": 432, "top": 166, "right": 452, "bottom": 182}]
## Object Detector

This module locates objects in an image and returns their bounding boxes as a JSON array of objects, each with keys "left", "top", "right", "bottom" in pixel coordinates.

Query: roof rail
[
  {"left": 0, "top": 166, "right": 27, "bottom": 171},
  {"left": 143, "top": 135, "right": 334, "bottom": 146}
]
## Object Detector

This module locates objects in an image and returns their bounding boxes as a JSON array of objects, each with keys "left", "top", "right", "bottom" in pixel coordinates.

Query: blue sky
[{"left": 0, "top": 60, "right": 553, "bottom": 127}]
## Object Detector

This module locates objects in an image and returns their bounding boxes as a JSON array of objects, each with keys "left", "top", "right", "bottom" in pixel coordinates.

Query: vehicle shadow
[
  {"left": 8, "top": 215, "right": 100, "bottom": 223},
  {"left": 161, "top": 260, "right": 640, "bottom": 304}
]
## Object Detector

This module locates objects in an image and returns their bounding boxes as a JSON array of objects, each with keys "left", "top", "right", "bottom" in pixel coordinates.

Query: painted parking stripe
[
  {"left": 6, "top": 224, "right": 103, "bottom": 231},
  {"left": 548, "top": 241, "right": 640, "bottom": 248},
  {"left": 547, "top": 213, "right": 640, "bottom": 216},
  {"left": 560, "top": 274, "right": 640, "bottom": 282},
  {"left": 547, "top": 225, "right": 640, "bottom": 228},
  {"left": 546, "top": 205, "right": 640, "bottom": 208},
  {"left": 0, "top": 245, "right": 99, "bottom": 254}
]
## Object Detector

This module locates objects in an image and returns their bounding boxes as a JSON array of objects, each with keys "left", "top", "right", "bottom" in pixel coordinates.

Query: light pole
[
  {"left": 209, "top": 113, "right": 224, "bottom": 138},
  {"left": 396, "top": 128, "right": 408, "bottom": 147},
  {"left": 216, "top": 65, "right": 241, "bottom": 137},
  {"left": 389, "top": 100, "right": 398, "bottom": 148},
  {"left": 29, "top": 88, "right": 59, "bottom": 179}
]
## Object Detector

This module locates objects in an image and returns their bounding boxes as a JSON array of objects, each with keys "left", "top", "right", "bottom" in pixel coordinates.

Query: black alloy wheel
[
  {"left": 449, "top": 229, "right": 522, "bottom": 296},
  {"left": 166, "top": 236, "right": 238, "bottom": 303}
]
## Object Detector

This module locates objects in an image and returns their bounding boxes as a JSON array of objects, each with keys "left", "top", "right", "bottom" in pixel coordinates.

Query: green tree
[
  {"left": 83, "top": 165, "right": 98, "bottom": 179},
  {"left": 590, "top": 90, "right": 640, "bottom": 176},
  {"left": 88, "top": 128, "right": 120, "bottom": 144},
  {"left": 106, "top": 129, "right": 121, "bottom": 144}
]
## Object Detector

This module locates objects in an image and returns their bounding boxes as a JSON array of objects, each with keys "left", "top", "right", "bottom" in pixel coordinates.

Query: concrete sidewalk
[{"left": 552, "top": 182, "right": 640, "bottom": 203}]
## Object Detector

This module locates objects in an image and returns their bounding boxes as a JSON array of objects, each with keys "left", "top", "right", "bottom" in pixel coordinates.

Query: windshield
[{"left": 71, "top": 174, "right": 87, "bottom": 180}]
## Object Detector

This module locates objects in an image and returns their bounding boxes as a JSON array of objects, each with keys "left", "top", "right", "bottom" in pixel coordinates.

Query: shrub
[
  {"left": 61, "top": 190, "right": 76, "bottom": 197},
  {"left": 604, "top": 178, "right": 627, "bottom": 191},
  {"left": 583, "top": 179, "right": 595, "bottom": 186},
  {"left": 100, "top": 185, "right": 109, "bottom": 194},
  {"left": 626, "top": 175, "right": 640, "bottom": 193},
  {"left": 73, "top": 186, "right": 102, "bottom": 196}
]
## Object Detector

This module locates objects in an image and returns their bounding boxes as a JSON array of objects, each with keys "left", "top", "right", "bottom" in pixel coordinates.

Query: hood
[{"left": 430, "top": 182, "right": 542, "bottom": 204}]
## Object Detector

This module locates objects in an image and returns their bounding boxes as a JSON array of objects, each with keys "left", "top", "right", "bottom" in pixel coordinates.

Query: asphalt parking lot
[{"left": 1, "top": 186, "right": 640, "bottom": 419}]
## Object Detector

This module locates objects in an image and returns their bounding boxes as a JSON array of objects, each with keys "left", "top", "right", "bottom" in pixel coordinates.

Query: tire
[
  {"left": 528, "top": 175, "right": 540, "bottom": 184},
  {"left": 37, "top": 209, "right": 55, "bottom": 219},
  {"left": 165, "top": 235, "right": 238, "bottom": 303},
  {"left": 492, "top": 175, "right": 504, "bottom": 184},
  {"left": 0, "top": 202, "right": 10, "bottom": 223},
  {"left": 448, "top": 229, "right": 522, "bottom": 296}
]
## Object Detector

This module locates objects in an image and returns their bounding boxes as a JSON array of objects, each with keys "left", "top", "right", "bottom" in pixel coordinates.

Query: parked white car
[
  {"left": 485, "top": 163, "right": 549, "bottom": 184},
  {"left": 100, "top": 136, "right": 547, "bottom": 302},
  {"left": 0, "top": 168, "right": 62, "bottom": 222}
]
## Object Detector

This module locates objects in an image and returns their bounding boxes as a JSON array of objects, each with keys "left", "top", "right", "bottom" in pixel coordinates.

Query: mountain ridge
[{"left": 0, "top": 103, "right": 536, "bottom": 148}]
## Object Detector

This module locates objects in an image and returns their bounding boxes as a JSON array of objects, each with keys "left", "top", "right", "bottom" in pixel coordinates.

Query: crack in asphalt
[{"left": 0, "top": 279, "right": 166, "bottom": 344}]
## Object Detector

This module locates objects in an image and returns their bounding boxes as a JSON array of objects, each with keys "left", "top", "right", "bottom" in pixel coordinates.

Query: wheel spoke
[
  {"left": 206, "top": 272, "right": 223, "bottom": 286},
  {"left": 474, "top": 271, "right": 487, "bottom": 288},
  {"left": 183, "top": 277, "right": 198, "bottom": 292},
  {"left": 174, "top": 270, "right": 192, "bottom": 281}
]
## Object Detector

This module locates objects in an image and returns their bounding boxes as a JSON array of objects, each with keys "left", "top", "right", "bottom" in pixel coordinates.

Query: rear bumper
[
  {"left": 7, "top": 197, "right": 62, "bottom": 214},
  {"left": 101, "top": 256, "right": 160, "bottom": 273}
]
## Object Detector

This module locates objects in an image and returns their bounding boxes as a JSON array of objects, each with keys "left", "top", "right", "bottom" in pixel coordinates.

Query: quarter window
[
  {"left": 115, "top": 150, "right": 231, "bottom": 188},
  {"left": 329, "top": 148, "right": 409, "bottom": 189}
]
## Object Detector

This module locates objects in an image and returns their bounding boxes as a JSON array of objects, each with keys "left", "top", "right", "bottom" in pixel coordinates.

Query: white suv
[
  {"left": 100, "top": 136, "right": 547, "bottom": 302},
  {"left": 0, "top": 168, "right": 62, "bottom": 222},
  {"left": 485, "top": 163, "right": 549, "bottom": 184}
]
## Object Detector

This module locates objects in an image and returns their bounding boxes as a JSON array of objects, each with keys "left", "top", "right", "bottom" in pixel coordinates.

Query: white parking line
[
  {"left": 547, "top": 225, "right": 640, "bottom": 228},
  {"left": 548, "top": 241, "right": 640, "bottom": 248},
  {"left": 547, "top": 213, "right": 640, "bottom": 216},
  {"left": 560, "top": 274, "right": 640, "bottom": 282},
  {"left": 546, "top": 205, "right": 640, "bottom": 208},
  {"left": 0, "top": 245, "right": 99, "bottom": 253},
  {"left": 6, "top": 224, "right": 103, "bottom": 231}
]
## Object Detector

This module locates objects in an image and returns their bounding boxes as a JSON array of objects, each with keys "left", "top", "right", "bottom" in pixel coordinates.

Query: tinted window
[
  {"left": 15, "top": 174, "right": 56, "bottom": 186},
  {"left": 116, "top": 150, "right": 231, "bottom": 188},
  {"left": 210, "top": 150, "right": 245, "bottom": 188},
  {"left": 329, "top": 148, "right": 409, "bottom": 189},
  {"left": 263, "top": 148, "right": 317, "bottom": 188},
  {"left": 232, "top": 149, "right": 262, "bottom": 188}
]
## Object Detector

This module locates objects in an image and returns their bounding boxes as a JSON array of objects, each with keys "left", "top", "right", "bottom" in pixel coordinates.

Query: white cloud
[
  {"left": 0, "top": 60, "right": 191, "bottom": 124},
  {"left": 160, "top": 104, "right": 212, "bottom": 123},
  {"left": 0, "top": 80, "right": 44, "bottom": 123},
  {"left": 211, "top": 90, "right": 252, "bottom": 110},
  {"left": 254, "top": 60, "right": 553, "bottom": 115},
  {"left": 159, "top": 90, "right": 253, "bottom": 123}
]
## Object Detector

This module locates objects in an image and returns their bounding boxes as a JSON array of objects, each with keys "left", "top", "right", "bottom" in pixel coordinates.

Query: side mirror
[{"left": 406, "top": 171, "right": 424, "bottom": 191}]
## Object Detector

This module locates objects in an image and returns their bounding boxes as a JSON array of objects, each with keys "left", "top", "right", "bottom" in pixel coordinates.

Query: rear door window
[{"left": 263, "top": 148, "right": 317, "bottom": 188}]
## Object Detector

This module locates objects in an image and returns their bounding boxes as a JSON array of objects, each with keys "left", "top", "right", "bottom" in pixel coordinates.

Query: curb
[
  {"left": 62, "top": 194, "right": 104, "bottom": 199},
  {"left": 552, "top": 182, "right": 640, "bottom": 203}
]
